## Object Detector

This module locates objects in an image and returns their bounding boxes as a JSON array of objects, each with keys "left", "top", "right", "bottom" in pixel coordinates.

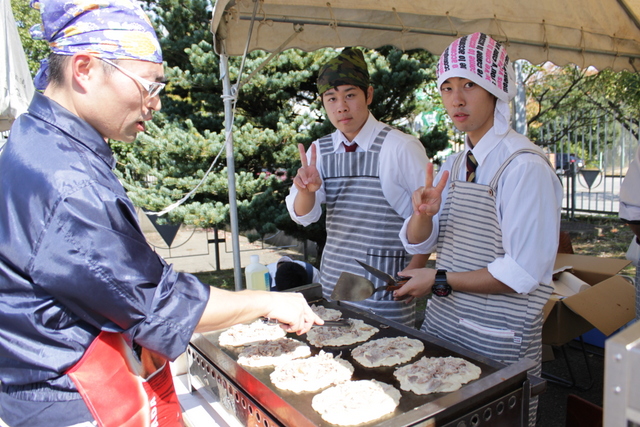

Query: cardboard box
[{"left": 542, "top": 253, "right": 635, "bottom": 346}]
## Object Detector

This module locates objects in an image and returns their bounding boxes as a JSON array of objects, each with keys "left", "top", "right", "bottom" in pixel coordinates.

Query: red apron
[{"left": 66, "top": 331, "right": 183, "bottom": 427}]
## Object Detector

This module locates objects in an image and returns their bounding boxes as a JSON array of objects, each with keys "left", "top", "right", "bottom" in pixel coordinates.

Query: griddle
[{"left": 187, "top": 284, "right": 543, "bottom": 427}]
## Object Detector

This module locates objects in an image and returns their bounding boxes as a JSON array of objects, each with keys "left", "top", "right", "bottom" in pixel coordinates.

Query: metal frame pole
[{"left": 220, "top": 50, "right": 244, "bottom": 291}]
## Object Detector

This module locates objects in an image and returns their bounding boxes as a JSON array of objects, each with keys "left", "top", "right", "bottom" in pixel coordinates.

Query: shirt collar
[
  {"left": 332, "top": 112, "right": 376, "bottom": 152},
  {"left": 465, "top": 125, "right": 505, "bottom": 166},
  {"left": 28, "top": 92, "right": 116, "bottom": 169}
]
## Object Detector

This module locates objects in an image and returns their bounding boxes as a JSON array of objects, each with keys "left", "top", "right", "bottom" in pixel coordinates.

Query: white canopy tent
[
  {"left": 211, "top": 0, "right": 640, "bottom": 70},
  {"left": 209, "top": 0, "right": 640, "bottom": 289},
  {"left": 1, "top": 0, "right": 35, "bottom": 132}
]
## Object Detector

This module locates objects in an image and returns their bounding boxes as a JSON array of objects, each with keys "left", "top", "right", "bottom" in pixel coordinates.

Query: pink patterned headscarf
[
  {"left": 437, "top": 33, "right": 516, "bottom": 135},
  {"left": 437, "top": 32, "right": 515, "bottom": 102},
  {"left": 30, "top": 0, "right": 162, "bottom": 90}
]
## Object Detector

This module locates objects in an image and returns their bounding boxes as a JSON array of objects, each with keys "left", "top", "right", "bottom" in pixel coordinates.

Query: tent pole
[
  {"left": 220, "top": 50, "right": 244, "bottom": 291},
  {"left": 513, "top": 60, "right": 527, "bottom": 135}
]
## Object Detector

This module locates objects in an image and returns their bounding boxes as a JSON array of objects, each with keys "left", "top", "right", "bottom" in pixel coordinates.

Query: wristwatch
[{"left": 432, "top": 269, "right": 452, "bottom": 297}]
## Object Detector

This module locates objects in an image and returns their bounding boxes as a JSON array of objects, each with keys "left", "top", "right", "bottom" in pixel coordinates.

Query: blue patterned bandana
[{"left": 30, "top": 0, "right": 162, "bottom": 90}]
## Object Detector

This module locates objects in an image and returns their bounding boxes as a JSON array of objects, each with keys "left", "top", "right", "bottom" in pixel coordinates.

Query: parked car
[{"left": 555, "top": 153, "right": 585, "bottom": 173}]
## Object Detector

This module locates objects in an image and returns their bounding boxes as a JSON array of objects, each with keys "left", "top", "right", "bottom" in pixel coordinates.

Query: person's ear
[
  {"left": 70, "top": 53, "right": 97, "bottom": 93},
  {"left": 366, "top": 86, "right": 374, "bottom": 106}
]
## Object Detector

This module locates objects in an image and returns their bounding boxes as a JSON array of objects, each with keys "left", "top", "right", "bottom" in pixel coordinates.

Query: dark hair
[
  {"left": 47, "top": 54, "right": 70, "bottom": 87},
  {"left": 46, "top": 53, "right": 115, "bottom": 88},
  {"left": 275, "top": 262, "right": 309, "bottom": 291}
]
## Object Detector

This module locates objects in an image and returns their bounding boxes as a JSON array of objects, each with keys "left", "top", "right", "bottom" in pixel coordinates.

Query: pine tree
[
  {"left": 10, "top": 0, "right": 48, "bottom": 76},
  {"left": 113, "top": 0, "right": 442, "bottom": 257}
]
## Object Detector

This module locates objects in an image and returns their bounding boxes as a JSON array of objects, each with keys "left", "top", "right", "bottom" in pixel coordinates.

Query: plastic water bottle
[{"left": 245, "top": 254, "right": 270, "bottom": 291}]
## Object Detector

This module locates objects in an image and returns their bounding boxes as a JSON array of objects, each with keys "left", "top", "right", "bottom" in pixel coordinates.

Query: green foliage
[
  {"left": 15, "top": 0, "right": 640, "bottom": 257},
  {"left": 114, "top": 119, "right": 230, "bottom": 227},
  {"left": 10, "top": 0, "right": 48, "bottom": 76},
  {"left": 418, "top": 124, "right": 450, "bottom": 163},
  {"left": 116, "top": 2, "right": 442, "bottom": 254},
  {"left": 368, "top": 47, "right": 436, "bottom": 126},
  {"left": 524, "top": 62, "right": 640, "bottom": 152},
  {"left": 142, "top": 0, "right": 226, "bottom": 132},
  {"left": 18, "top": 0, "right": 440, "bottom": 252}
]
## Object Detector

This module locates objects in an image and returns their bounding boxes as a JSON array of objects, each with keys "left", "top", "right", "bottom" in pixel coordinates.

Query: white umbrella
[
  {"left": 209, "top": 0, "right": 640, "bottom": 288},
  {"left": 1, "top": 0, "right": 35, "bottom": 132}
]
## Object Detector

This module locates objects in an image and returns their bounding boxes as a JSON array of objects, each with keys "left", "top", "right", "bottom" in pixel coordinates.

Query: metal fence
[{"left": 538, "top": 117, "right": 639, "bottom": 218}]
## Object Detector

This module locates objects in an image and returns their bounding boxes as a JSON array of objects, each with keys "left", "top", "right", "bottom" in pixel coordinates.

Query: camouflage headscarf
[{"left": 317, "top": 48, "right": 370, "bottom": 95}]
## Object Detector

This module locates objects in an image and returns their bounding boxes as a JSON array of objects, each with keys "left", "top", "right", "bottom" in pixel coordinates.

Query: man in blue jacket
[{"left": 0, "top": 1, "right": 321, "bottom": 425}]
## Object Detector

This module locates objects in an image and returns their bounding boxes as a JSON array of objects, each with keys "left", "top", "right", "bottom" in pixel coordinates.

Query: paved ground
[{"left": 139, "top": 215, "right": 304, "bottom": 276}]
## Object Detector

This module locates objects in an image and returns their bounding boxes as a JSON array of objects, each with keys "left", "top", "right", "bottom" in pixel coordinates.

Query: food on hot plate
[
  {"left": 393, "top": 356, "right": 481, "bottom": 395},
  {"left": 311, "top": 304, "right": 343, "bottom": 321},
  {"left": 306, "top": 318, "right": 378, "bottom": 347},
  {"left": 236, "top": 337, "right": 311, "bottom": 368},
  {"left": 218, "top": 319, "right": 286, "bottom": 347},
  {"left": 351, "top": 336, "right": 424, "bottom": 368},
  {"left": 311, "top": 379, "right": 401, "bottom": 426},
  {"left": 270, "top": 351, "right": 354, "bottom": 393}
]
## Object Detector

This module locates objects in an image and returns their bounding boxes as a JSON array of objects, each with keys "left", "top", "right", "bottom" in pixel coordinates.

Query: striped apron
[
  {"left": 319, "top": 127, "right": 415, "bottom": 327},
  {"left": 422, "top": 148, "right": 554, "bottom": 427}
]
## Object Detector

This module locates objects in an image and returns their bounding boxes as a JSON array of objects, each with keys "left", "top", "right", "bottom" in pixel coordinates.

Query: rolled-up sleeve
[
  {"left": 285, "top": 186, "right": 325, "bottom": 225},
  {"left": 620, "top": 202, "right": 640, "bottom": 223},
  {"left": 488, "top": 254, "right": 540, "bottom": 294},
  {"left": 401, "top": 151, "right": 562, "bottom": 294},
  {"left": 488, "top": 157, "right": 562, "bottom": 294},
  {"left": 399, "top": 215, "right": 439, "bottom": 255},
  {"left": 30, "top": 183, "right": 210, "bottom": 360}
]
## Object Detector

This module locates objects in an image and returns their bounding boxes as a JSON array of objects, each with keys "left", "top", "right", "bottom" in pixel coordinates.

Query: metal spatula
[{"left": 330, "top": 271, "right": 389, "bottom": 302}]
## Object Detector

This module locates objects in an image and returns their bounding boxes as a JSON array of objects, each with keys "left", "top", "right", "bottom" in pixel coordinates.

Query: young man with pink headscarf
[
  {"left": 0, "top": 1, "right": 321, "bottom": 425},
  {"left": 395, "top": 33, "right": 563, "bottom": 426}
]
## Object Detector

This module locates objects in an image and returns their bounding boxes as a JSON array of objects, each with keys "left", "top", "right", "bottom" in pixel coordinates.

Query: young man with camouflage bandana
[{"left": 286, "top": 48, "right": 430, "bottom": 328}]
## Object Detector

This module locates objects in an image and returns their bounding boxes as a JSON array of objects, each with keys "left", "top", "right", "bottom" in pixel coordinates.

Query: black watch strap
[{"left": 433, "top": 269, "right": 452, "bottom": 297}]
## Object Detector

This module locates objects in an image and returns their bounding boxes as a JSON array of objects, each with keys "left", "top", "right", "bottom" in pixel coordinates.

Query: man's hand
[
  {"left": 412, "top": 163, "right": 449, "bottom": 217},
  {"left": 393, "top": 268, "right": 436, "bottom": 301},
  {"left": 292, "top": 143, "right": 322, "bottom": 194},
  {"left": 265, "top": 292, "right": 324, "bottom": 335},
  {"left": 196, "top": 288, "right": 323, "bottom": 334}
]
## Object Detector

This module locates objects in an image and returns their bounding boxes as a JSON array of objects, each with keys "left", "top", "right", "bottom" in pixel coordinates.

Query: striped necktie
[
  {"left": 466, "top": 150, "right": 478, "bottom": 182},
  {"left": 343, "top": 142, "right": 358, "bottom": 152}
]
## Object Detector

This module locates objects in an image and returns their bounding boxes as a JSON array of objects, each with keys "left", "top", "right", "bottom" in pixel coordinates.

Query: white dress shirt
[
  {"left": 400, "top": 126, "right": 563, "bottom": 294},
  {"left": 286, "top": 113, "right": 429, "bottom": 224},
  {"left": 620, "top": 145, "right": 640, "bottom": 222}
]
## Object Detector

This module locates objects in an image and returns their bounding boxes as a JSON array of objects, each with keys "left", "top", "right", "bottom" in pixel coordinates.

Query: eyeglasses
[{"left": 98, "top": 57, "right": 165, "bottom": 98}]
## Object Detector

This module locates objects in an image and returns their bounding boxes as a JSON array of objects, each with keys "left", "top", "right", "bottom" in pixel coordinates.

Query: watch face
[{"left": 432, "top": 283, "right": 451, "bottom": 297}]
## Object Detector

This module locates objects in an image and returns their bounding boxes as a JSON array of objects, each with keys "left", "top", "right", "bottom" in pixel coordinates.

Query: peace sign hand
[
  {"left": 412, "top": 163, "right": 449, "bottom": 217},
  {"left": 293, "top": 143, "right": 322, "bottom": 193}
]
